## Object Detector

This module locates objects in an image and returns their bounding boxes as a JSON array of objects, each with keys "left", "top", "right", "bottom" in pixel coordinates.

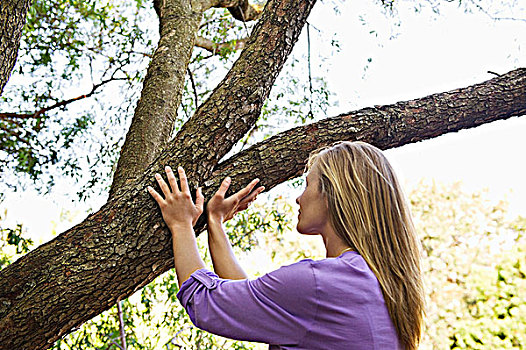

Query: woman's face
[{"left": 295, "top": 167, "right": 330, "bottom": 235}]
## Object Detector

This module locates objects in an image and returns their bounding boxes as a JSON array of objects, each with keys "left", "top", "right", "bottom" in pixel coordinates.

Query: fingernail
[
  {"left": 155, "top": 173, "right": 160, "bottom": 178},
  {"left": 178, "top": 166, "right": 183, "bottom": 172},
  {"left": 165, "top": 165, "right": 171, "bottom": 171},
  {"left": 225, "top": 177, "right": 231, "bottom": 182}
]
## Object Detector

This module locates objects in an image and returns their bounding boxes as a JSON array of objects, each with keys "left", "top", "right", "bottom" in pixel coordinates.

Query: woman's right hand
[{"left": 207, "top": 177, "right": 265, "bottom": 223}]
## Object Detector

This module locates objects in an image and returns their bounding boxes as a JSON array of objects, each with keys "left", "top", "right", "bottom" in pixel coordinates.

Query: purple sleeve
[{"left": 176, "top": 260, "right": 318, "bottom": 345}]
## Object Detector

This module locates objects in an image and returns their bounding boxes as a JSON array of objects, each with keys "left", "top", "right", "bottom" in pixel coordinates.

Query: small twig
[
  {"left": 0, "top": 76, "right": 127, "bottom": 120},
  {"left": 469, "top": 0, "right": 526, "bottom": 22},
  {"left": 306, "top": 22, "right": 314, "bottom": 119},
  {"left": 187, "top": 68, "right": 199, "bottom": 109},
  {"left": 194, "top": 36, "right": 248, "bottom": 55},
  {"left": 238, "top": 5, "right": 250, "bottom": 37},
  {"left": 117, "top": 301, "right": 127, "bottom": 350},
  {"left": 487, "top": 70, "right": 502, "bottom": 77}
]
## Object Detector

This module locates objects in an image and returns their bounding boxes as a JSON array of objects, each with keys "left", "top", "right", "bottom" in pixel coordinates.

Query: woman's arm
[
  {"left": 207, "top": 177, "right": 264, "bottom": 280},
  {"left": 176, "top": 260, "right": 317, "bottom": 345},
  {"left": 147, "top": 166, "right": 206, "bottom": 287}
]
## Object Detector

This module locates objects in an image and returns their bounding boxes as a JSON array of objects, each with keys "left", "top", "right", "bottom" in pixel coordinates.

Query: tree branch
[
  {"left": 194, "top": 36, "right": 248, "bottom": 54},
  {"left": 210, "top": 0, "right": 264, "bottom": 21},
  {"left": 0, "top": 0, "right": 32, "bottom": 95},
  {"left": 209, "top": 68, "right": 526, "bottom": 195},
  {"left": 0, "top": 76, "right": 127, "bottom": 121},
  {"left": 153, "top": 0, "right": 317, "bottom": 191},
  {"left": 109, "top": 0, "right": 204, "bottom": 197}
]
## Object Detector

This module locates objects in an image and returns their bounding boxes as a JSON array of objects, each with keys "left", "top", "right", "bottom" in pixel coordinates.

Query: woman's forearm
[
  {"left": 207, "top": 217, "right": 248, "bottom": 280},
  {"left": 170, "top": 222, "right": 206, "bottom": 287}
]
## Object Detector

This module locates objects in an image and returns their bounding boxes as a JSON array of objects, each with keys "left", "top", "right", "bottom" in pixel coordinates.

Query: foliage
[
  {"left": 0, "top": 0, "right": 155, "bottom": 196},
  {"left": 0, "top": 210, "right": 33, "bottom": 270},
  {"left": 2, "top": 0, "right": 524, "bottom": 348},
  {"left": 411, "top": 182, "right": 525, "bottom": 349},
  {"left": 1, "top": 0, "right": 334, "bottom": 201}
]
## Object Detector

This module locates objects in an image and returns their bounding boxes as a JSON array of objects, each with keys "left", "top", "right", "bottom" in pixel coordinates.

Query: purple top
[{"left": 177, "top": 251, "right": 401, "bottom": 349}]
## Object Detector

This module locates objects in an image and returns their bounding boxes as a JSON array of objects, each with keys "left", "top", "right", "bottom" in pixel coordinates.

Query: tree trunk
[
  {"left": 0, "top": 0, "right": 32, "bottom": 96},
  {"left": 0, "top": 67, "right": 524, "bottom": 350}
]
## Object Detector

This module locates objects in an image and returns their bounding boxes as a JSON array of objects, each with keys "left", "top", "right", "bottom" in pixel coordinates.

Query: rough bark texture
[
  {"left": 0, "top": 0, "right": 32, "bottom": 96},
  {"left": 109, "top": 0, "right": 204, "bottom": 197},
  {"left": 159, "top": 0, "right": 317, "bottom": 188},
  {"left": 0, "top": 68, "right": 524, "bottom": 350},
  {"left": 110, "top": 0, "right": 316, "bottom": 198},
  {"left": 211, "top": 68, "right": 526, "bottom": 194}
]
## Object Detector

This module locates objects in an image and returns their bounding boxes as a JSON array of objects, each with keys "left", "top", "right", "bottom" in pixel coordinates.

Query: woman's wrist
[
  {"left": 207, "top": 213, "right": 224, "bottom": 225},
  {"left": 168, "top": 221, "right": 194, "bottom": 235}
]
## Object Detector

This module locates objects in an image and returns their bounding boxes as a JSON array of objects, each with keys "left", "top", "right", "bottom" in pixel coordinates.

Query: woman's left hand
[
  {"left": 148, "top": 166, "right": 204, "bottom": 229},
  {"left": 207, "top": 177, "right": 265, "bottom": 223}
]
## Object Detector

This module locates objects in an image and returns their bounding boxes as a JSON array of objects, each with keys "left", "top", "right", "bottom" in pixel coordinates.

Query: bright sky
[{"left": 2, "top": 0, "right": 525, "bottom": 243}]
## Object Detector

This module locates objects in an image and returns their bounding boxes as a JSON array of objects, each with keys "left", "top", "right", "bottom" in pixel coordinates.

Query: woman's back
[
  {"left": 177, "top": 250, "right": 400, "bottom": 349},
  {"left": 296, "top": 250, "right": 400, "bottom": 349}
]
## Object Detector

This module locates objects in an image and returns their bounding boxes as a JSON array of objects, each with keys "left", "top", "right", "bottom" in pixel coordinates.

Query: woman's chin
[{"left": 296, "top": 225, "right": 319, "bottom": 236}]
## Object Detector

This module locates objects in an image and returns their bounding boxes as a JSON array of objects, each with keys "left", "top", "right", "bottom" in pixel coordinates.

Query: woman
[{"left": 148, "top": 141, "right": 425, "bottom": 349}]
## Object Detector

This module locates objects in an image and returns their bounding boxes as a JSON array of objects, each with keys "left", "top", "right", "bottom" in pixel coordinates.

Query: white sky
[{"left": 2, "top": 0, "right": 525, "bottom": 243}]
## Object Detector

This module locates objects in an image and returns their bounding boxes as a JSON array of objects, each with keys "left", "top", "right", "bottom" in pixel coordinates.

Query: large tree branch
[
  {"left": 152, "top": 0, "right": 317, "bottom": 192},
  {"left": 109, "top": 0, "right": 205, "bottom": 197},
  {"left": 209, "top": 68, "right": 526, "bottom": 194},
  {"left": 0, "top": 68, "right": 523, "bottom": 349},
  {"left": 0, "top": 0, "right": 32, "bottom": 96}
]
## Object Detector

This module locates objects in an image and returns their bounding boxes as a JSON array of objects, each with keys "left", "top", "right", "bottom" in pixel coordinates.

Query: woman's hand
[
  {"left": 148, "top": 166, "right": 204, "bottom": 229},
  {"left": 207, "top": 177, "right": 265, "bottom": 223}
]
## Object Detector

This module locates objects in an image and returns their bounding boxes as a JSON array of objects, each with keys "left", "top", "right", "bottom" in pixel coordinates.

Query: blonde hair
[{"left": 307, "top": 141, "right": 425, "bottom": 350}]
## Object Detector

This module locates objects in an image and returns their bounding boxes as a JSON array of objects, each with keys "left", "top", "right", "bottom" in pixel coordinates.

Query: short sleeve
[{"left": 176, "top": 260, "right": 318, "bottom": 345}]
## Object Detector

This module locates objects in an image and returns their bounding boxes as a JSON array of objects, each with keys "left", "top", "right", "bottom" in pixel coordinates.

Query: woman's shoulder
[
  {"left": 256, "top": 258, "right": 316, "bottom": 287},
  {"left": 310, "top": 252, "right": 381, "bottom": 287}
]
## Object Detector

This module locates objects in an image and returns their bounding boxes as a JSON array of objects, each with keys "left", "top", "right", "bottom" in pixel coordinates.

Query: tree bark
[
  {"left": 0, "top": 0, "right": 32, "bottom": 96},
  {"left": 109, "top": 0, "right": 316, "bottom": 197},
  {"left": 0, "top": 67, "right": 524, "bottom": 350},
  {"left": 108, "top": 0, "right": 204, "bottom": 197},
  {"left": 160, "top": 0, "right": 317, "bottom": 187},
  {"left": 211, "top": 68, "right": 526, "bottom": 194}
]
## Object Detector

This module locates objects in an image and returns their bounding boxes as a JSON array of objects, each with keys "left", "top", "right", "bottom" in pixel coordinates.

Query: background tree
[{"left": 0, "top": 0, "right": 524, "bottom": 348}]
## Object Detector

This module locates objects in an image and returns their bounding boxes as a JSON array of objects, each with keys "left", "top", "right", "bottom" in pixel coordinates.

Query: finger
[
  {"left": 155, "top": 173, "right": 171, "bottom": 197},
  {"left": 240, "top": 186, "right": 265, "bottom": 207},
  {"left": 178, "top": 166, "right": 190, "bottom": 194},
  {"left": 236, "top": 178, "right": 260, "bottom": 200},
  {"left": 195, "top": 187, "right": 204, "bottom": 212},
  {"left": 165, "top": 166, "right": 179, "bottom": 194},
  {"left": 147, "top": 186, "right": 165, "bottom": 205},
  {"left": 216, "top": 177, "right": 231, "bottom": 198}
]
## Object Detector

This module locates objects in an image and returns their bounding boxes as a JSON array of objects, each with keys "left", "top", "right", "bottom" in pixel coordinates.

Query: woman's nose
[{"left": 296, "top": 196, "right": 300, "bottom": 205}]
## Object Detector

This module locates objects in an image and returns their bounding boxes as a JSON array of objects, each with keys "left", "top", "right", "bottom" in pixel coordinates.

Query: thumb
[{"left": 196, "top": 187, "right": 204, "bottom": 212}]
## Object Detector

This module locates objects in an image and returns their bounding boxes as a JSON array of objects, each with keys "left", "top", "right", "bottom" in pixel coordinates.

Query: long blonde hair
[{"left": 308, "top": 141, "right": 425, "bottom": 350}]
